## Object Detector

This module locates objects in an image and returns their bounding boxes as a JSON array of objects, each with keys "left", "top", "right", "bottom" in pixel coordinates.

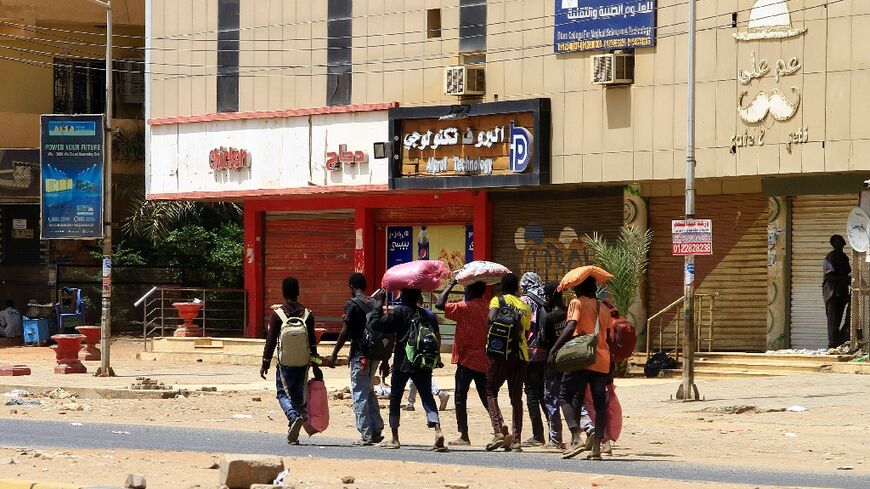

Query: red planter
[
  {"left": 50, "top": 334, "right": 86, "bottom": 374},
  {"left": 173, "top": 302, "right": 204, "bottom": 337},
  {"left": 75, "top": 326, "right": 101, "bottom": 361}
]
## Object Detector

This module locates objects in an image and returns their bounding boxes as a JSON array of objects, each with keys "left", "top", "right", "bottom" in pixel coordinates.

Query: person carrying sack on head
[
  {"left": 368, "top": 287, "right": 446, "bottom": 451},
  {"left": 260, "top": 277, "right": 328, "bottom": 445},
  {"left": 549, "top": 275, "right": 613, "bottom": 461},
  {"left": 484, "top": 273, "right": 531, "bottom": 453}
]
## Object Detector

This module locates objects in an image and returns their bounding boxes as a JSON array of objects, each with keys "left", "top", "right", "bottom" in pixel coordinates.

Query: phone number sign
[{"left": 672, "top": 219, "right": 713, "bottom": 256}]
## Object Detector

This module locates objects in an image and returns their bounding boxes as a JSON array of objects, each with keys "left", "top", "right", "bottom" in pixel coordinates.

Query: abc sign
[{"left": 509, "top": 124, "right": 532, "bottom": 173}]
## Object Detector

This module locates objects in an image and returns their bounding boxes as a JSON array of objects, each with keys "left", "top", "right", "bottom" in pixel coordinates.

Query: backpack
[
  {"left": 487, "top": 297, "right": 521, "bottom": 360},
  {"left": 354, "top": 297, "right": 396, "bottom": 361},
  {"left": 644, "top": 351, "right": 678, "bottom": 378},
  {"left": 404, "top": 308, "right": 441, "bottom": 370},
  {"left": 273, "top": 304, "right": 311, "bottom": 367},
  {"left": 603, "top": 303, "right": 637, "bottom": 362},
  {"left": 525, "top": 294, "right": 549, "bottom": 363}
]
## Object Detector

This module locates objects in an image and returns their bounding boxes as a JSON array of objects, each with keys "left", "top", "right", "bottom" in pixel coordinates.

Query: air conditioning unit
[
  {"left": 444, "top": 66, "right": 485, "bottom": 96},
  {"left": 591, "top": 53, "right": 634, "bottom": 85}
]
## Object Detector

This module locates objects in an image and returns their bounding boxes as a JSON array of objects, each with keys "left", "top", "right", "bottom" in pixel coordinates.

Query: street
[{"left": 1, "top": 417, "right": 868, "bottom": 489}]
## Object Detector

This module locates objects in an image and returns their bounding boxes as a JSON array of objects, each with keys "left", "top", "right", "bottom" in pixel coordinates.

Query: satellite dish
[{"left": 846, "top": 207, "right": 870, "bottom": 252}]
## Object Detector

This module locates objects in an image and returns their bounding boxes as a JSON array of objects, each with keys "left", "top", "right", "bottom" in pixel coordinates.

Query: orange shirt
[{"left": 566, "top": 297, "right": 612, "bottom": 374}]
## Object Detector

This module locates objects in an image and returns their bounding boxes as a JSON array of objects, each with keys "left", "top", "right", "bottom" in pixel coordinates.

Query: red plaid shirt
[{"left": 444, "top": 298, "right": 490, "bottom": 374}]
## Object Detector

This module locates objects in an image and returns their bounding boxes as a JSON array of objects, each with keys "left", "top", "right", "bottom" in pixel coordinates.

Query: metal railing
[
  {"left": 646, "top": 293, "right": 717, "bottom": 361},
  {"left": 135, "top": 286, "right": 246, "bottom": 350}
]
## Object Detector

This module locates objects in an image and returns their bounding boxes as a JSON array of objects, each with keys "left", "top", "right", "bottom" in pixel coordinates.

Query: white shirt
[{"left": 0, "top": 307, "right": 22, "bottom": 337}]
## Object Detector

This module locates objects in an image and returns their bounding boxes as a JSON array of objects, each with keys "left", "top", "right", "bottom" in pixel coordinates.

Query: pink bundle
[
  {"left": 303, "top": 378, "right": 329, "bottom": 436},
  {"left": 454, "top": 260, "right": 511, "bottom": 286},
  {"left": 382, "top": 260, "right": 451, "bottom": 292},
  {"left": 585, "top": 383, "right": 623, "bottom": 442}
]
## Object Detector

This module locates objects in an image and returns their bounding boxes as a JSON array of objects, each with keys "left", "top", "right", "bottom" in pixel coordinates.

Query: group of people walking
[{"left": 261, "top": 269, "right": 615, "bottom": 461}]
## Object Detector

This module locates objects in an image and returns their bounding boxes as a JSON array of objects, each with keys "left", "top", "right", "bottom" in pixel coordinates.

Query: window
[
  {"left": 53, "top": 59, "right": 105, "bottom": 114},
  {"left": 427, "top": 9, "right": 442, "bottom": 39},
  {"left": 217, "top": 0, "right": 240, "bottom": 113},
  {"left": 327, "top": 0, "right": 352, "bottom": 106},
  {"left": 459, "top": 0, "right": 487, "bottom": 53}
]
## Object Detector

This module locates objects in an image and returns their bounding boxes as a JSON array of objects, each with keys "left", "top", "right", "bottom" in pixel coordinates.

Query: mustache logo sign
[{"left": 738, "top": 87, "right": 801, "bottom": 124}]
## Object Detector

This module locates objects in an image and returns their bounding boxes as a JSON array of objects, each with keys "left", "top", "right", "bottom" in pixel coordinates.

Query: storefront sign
[
  {"left": 0, "top": 150, "right": 40, "bottom": 200},
  {"left": 40, "top": 114, "right": 104, "bottom": 239},
  {"left": 387, "top": 226, "right": 413, "bottom": 267},
  {"left": 554, "top": 0, "right": 657, "bottom": 53},
  {"left": 209, "top": 147, "right": 250, "bottom": 171},
  {"left": 326, "top": 145, "right": 368, "bottom": 171},
  {"left": 672, "top": 219, "right": 713, "bottom": 256},
  {"left": 389, "top": 99, "right": 550, "bottom": 190},
  {"left": 465, "top": 225, "right": 474, "bottom": 264}
]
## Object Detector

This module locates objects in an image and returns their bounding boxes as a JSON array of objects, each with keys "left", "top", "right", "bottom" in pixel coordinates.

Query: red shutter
[{"left": 264, "top": 211, "right": 355, "bottom": 334}]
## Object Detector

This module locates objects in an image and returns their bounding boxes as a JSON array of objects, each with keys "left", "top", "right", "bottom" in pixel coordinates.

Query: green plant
[
  {"left": 113, "top": 127, "right": 146, "bottom": 161},
  {"left": 583, "top": 226, "right": 653, "bottom": 323},
  {"left": 158, "top": 223, "right": 243, "bottom": 288},
  {"left": 122, "top": 190, "right": 242, "bottom": 246}
]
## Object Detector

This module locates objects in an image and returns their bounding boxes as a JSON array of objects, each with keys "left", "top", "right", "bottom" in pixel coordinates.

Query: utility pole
[
  {"left": 89, "top": 0, "right": 115, "bottom": 377},
  {"left": 677, "top": 0, "right": 699, "bottom": 401}
]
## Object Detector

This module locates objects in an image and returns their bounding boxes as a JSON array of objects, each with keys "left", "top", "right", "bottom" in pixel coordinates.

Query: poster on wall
[
  {"left": 387, "top": 226, "right": 413, "bottom": 267},
  {"left": 554, "top": 0, "right": 657, "bottom": 53},
  {"left": 0, "top": 150, "right": 40, "bottom": 199},
  {"left": 40, "top": 114, "right": 104, "bottom": 239},
  {"left": 466, "top": 225, "right": 474, "bottom": 264}
]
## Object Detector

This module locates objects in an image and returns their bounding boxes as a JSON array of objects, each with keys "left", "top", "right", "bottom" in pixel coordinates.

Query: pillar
[
  {"left": 767, "top": 196, "right": 790, "bottom": 350},
  {"left": 624, "top": 186, "right": 649, "bottom": 343},
  {"left": 243, "top": 203, "right": 265, "bottom": 338},
  {"left": 354, "top": 206, "right": 376, "bottom": 290}
]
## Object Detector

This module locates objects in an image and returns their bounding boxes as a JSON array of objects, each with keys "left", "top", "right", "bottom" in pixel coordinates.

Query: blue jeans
[
  {"left": 350, "top": 356, "right": 384, "bottom": 440},
  {"left": 543, "top": 365, "right": 564, "bottom": 444},
  {"left": 276, "top": 365, "right": 307, "bottom": 425},
  {"left": 389, "top": 368, "right": 440, "bottom": 428}
]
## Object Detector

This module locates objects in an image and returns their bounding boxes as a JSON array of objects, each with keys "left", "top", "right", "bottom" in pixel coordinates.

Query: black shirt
[
  {"left": 823, "top": 250, "right": 851, "bottom": 301},
  {"left": 368, "top": 304, "right": 439, "bottom": 373},
  {"left": 344, "top": 296, "right": 375, "bottom": 359}
]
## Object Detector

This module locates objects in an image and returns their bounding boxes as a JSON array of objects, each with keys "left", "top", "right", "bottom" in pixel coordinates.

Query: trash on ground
[
  {"left": 131, "top": 377, "right": 172, "bottom": 391},
  {"left": 784, "top": 432, "right": 797, "bottom": 437},
  {"left": 4, "top": 399, "right": 41, "bottom": 407},
  {"left": 112, "top": 430, "right": 130, "bottom": 435},
  {"left": 701, "top": 405, "right": 757, "bottom": 415},
  {"left": 786, "top": 405, "right": 808, "bottom": 412},
  {"left": 45, "top": 388, "right": 74, "bottom": 400},
  {"left": 2, "top": 390, "right": 31, "bottom": 398},
  {"left": 231, "top": 414, "right": 253, "bottom": 419}
]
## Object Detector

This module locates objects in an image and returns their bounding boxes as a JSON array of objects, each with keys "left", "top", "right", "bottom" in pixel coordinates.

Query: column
[{"left": 767, "top": 196, "right": 789, "bottom": 350}]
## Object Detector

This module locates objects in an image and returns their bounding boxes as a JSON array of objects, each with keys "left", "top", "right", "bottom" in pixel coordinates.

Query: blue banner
[
  {"left": 554, "top": 0, "right": 656, "bottom": 53},
  {"left": 40, "top": 114, "right": 104, "bottom": 239},
  {"left": 465, "top": 225, "right": 474, "bottom": 264},
  {"left": 387, "top": 226, "right": 413, "bottom": 268}
]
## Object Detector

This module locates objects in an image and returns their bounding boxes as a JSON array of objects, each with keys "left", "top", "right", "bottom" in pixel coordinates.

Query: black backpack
[
  {"left": 354, "top": 297, "right": 396, "bottom": 361},
  {"left": 404, "top": 308, "right": 441, "bottom": 369},
  {"left": 487, "top": 297, "right": 521, "bottom": 360}
]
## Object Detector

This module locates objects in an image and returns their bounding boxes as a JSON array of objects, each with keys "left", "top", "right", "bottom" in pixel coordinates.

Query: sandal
[
  {"left": 485, "top": 434, "right": 505, "bottom": 452},
  {"left": 502, "top": 434, "right": 514, "bottom": 452},
  {"left": 587, "top": 453, "right": 603, "bottom": 461},
  {"left": 379, "top": 440, "right": 401, "bottom": 449}
]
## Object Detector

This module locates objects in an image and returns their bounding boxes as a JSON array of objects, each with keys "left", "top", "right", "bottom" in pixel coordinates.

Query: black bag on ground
[
  {"left": 644, "top": 351, "right": 678, "bottom": 378},
  {"left": 355, "top": 297, "right": 396, "bottom": 361}
]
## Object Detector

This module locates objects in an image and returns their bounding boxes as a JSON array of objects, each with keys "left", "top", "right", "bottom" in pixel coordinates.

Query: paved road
[{"left": 1, "top": 418, "right": 867, "bottom": 489}]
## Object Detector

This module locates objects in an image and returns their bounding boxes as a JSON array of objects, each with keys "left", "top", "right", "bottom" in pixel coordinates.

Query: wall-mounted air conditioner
[{"left": 444, "top": 65, "right": 486, "bottom": 96}]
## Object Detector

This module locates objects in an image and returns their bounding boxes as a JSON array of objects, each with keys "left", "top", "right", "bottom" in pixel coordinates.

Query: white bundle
[{"left": 455, "top": 260, "right": 511, "bottom": 286}]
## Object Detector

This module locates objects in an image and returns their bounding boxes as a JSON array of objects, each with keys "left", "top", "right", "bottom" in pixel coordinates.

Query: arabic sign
[
  {"left": 326, "top": 145, "right": 368, "bottom": 171},
  {"left": 672, "top": 219, "right": 713, "bottom": 256},
  {"left": 398, "top": 112, "right": 535, "bottom": 178},
  {"left": 0, "top": 149, "right": 40, "bottom": 200},
  {"left": 387, "top": 226, "right": 413, "bottom": 267},
  {"left": 555, "top": 0, "right": 657, "bottom": 53},
  {"left": 40, "top": 114, "right": 104, "bottom": 239}
]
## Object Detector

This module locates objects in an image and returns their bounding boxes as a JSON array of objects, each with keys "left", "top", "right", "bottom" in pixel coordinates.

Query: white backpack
[{"left": 272, "top": 305, "right": 311, "bottom": 367}]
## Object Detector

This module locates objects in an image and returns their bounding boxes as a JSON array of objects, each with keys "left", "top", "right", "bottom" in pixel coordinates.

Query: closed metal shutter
[
  {"left": 790, "top": 195, "right": 857, "bottom": 349},
  {"left": 648, "top": 194, "right": 768, "bottom": 351},
  {"left": 264, "top": 210, "right": 355, "bottom": 333},
  {"left": 491, "top": 192, "right": 623, "bottom": 284}
]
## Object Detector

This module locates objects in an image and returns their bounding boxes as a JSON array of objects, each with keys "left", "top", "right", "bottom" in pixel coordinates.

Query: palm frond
[{"left": 583, "top": 227, "right": 653, "bottom": 321}]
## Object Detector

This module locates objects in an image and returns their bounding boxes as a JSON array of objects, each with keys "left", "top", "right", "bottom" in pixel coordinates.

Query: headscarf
[{"left": 520, "top": 272, "right": 546, "bottom": 303}]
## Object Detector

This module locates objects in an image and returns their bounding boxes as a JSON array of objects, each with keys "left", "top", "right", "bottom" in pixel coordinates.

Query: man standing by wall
[
  {"left": 0, "top": 300, "right": 22, "bottom": 339},
  {"left": 823, "top": 234, "right": 851, "bottom": 349}
]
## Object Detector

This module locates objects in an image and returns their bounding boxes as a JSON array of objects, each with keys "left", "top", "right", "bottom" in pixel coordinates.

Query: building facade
[
  {"left": 147, "top": 0, "right": 870, "bottom": 350},
  {"left": 0, "top": 0, "right": 145, "bottom": 312}
]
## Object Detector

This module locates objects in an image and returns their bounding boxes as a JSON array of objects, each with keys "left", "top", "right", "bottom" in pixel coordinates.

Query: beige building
[
  {"left": 0, "top": 0, "right": 144, "bottom": 313},
  {"left": 147, "top": 0, "right": 869, "bottom": 351}
]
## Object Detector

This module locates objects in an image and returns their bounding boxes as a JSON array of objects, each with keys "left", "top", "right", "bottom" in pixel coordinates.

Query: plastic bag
[
  {"left": 303, "top": 378, "right": 329, "bottom": 436},
  {"left": 454, "top": 260, "right": 511, "bottom": 286},
  {"left": 584, "top": 383, "right": 623, "bottom": 442},
  {"left": 381, "top": 260, "right": 451, "bottom": 292}
]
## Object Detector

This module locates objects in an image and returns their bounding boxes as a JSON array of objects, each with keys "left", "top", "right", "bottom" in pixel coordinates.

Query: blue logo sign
[
  {"left": 465, "top": 225, "right": 474, "bottom": 264},
  {"left": 386, "top": 226, "right": 413, "bottom": 267},
  {"left": 40, "top": 115, "right": 104, "bottom": 239},
  {"left": 509, "top": 124, "right": 532, "bottom": 173},
  {"left": 554, "top": 0, "right": 657, "bottom": 53}
]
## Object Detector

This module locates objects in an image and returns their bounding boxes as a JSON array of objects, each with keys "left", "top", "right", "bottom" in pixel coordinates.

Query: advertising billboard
[{"left": 555, "top": 0, "right": 657, "bottom": 53}]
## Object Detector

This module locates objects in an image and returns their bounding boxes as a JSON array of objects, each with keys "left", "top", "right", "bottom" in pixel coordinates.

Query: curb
[
  {"left": 0, "top": 481, "right": 124, "bottom": 489},
  {"left": 0, "top": 382, "right": 186, "bottom": 400}
]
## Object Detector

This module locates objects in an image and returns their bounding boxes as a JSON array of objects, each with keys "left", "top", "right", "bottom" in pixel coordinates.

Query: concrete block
[
  {"left": 219, "top": 455, "right": 285, "bottom": 489},
  {"left": 0, "top": 365, "right": 31, "bottom": 376}
]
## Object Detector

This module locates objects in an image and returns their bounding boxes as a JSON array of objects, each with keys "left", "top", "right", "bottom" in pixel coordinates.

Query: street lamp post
[
  {"left": 87, "top": 0, "right": 114, "bottom": 377},
  {"left": 677, "top": 0, "right": 699, "bottom": 401}
]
